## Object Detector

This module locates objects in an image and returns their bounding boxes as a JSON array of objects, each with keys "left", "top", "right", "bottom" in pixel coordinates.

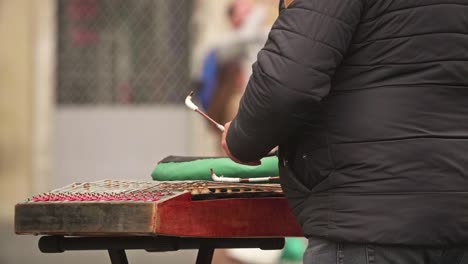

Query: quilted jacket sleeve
[{"left": 226, "top": 0, "right": 364, "bottom": 162}]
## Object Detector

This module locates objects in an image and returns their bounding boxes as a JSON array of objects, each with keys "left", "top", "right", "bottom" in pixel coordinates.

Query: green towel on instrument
[{"left": 151, "top": 156, "right": 279, "bottom": 181}]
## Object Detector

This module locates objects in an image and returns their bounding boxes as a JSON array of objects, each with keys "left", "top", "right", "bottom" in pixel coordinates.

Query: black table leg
[
  {"left": 195, "top": 245, "right": 215, "bottom": 264},
  {"left": 108, "top": 249, "right": 128, "bottom": 264},
  {"left": 38, "top": 236, "right": 285, "bottom": 264}
]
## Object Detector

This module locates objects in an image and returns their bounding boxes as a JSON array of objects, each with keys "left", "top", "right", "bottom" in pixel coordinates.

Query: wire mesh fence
[{"left": 56, "top": 0, "right": 192, "bottom": 104}]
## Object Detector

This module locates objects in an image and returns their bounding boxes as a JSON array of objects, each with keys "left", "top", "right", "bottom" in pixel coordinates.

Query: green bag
[{"left": 151, "top": 156, "right": 279, "bottom": 181}]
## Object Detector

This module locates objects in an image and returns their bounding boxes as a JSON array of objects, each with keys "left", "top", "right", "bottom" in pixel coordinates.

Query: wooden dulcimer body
[{"left": 15, "top": 180, "right": 303, "bottom": 238}]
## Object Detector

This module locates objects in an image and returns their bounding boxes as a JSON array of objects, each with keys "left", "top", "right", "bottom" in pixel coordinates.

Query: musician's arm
[{"left": 225, "top": 0, "right": 363, "bottom": 163}]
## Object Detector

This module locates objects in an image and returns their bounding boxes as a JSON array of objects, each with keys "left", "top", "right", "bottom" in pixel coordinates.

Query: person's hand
[{"left": 221, "top": 121, "right": 261, "bottom": 166}]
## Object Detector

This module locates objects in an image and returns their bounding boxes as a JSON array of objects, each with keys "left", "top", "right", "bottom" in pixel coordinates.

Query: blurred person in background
[
  {"left": 213, "top": 1, "right": 282, "bottom": 262},
  {"left": 222, "top": 0, "right": 468, "bottom": 263},
  {"left": 196, "top": 0, "right": 269, "bottom": 146},
  {"left": 195, "top": 1, "right": 306, "bottom": 263}
]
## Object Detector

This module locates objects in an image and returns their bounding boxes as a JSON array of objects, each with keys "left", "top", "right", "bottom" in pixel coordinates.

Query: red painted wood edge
[{"left": 154, "top": 193, "right": 303, "bottom": 237}]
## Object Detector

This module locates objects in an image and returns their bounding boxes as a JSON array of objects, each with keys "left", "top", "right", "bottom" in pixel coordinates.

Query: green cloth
[
  {"left": 280, "top": 238, "right": 307, "bottom": 262},
  {"left": 151, "top": 156, "right": 279, "bottom": 181}
]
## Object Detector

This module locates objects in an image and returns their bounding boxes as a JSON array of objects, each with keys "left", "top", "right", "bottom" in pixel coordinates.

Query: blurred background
[{"left": 0, "top": 0, "right": 291, "bottom": 263}]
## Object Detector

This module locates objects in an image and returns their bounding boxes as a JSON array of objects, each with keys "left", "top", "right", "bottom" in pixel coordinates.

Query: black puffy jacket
[{"left": 226, "top": 0, "right": 468, "bottom": 245}]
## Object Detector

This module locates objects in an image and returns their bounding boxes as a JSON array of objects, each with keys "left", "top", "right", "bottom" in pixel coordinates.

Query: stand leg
[
  {"left": 195, "top": 245, "right": 215, "bottom": 264},
  {"left": 108, "top": 249, "right": 128, "bottom": 264}
]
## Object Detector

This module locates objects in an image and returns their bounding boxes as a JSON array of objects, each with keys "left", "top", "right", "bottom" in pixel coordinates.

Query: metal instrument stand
[{"left": 38, "top": 235, "right": 285, "bottom": 264}]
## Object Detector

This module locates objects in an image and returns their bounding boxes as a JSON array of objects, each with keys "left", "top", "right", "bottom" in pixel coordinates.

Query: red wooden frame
[{"left": 155, "top": 193, "right": 303, "bottom": 237}]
